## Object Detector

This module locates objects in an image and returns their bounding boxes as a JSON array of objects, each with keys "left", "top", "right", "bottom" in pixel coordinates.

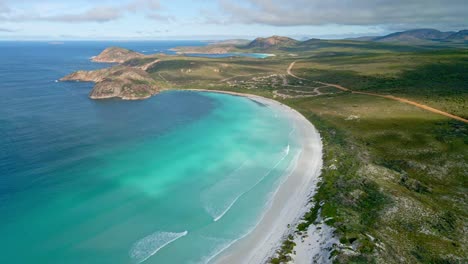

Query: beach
[{"left": 186, "top": 90, "right": 325, "bottom": 263}]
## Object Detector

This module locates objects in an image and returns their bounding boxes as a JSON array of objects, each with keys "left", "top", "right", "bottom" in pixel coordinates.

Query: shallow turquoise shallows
[{"left": 0, "top": 42, "right": 299, "bottom": 263}]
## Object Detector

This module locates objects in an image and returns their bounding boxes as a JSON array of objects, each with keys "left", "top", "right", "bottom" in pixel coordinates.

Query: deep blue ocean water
[{"left": 0, "top": 41, "right": 299, "bottom": 263}]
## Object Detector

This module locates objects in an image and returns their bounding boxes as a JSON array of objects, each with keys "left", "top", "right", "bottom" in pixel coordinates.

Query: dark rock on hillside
[{"left": 61, "top": 66, "right": 159, "bottom": 100}]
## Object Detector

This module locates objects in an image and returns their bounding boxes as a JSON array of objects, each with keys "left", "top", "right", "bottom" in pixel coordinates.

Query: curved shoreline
[{"left": 183, "top": 89, "right": 324, "bottom": 263}]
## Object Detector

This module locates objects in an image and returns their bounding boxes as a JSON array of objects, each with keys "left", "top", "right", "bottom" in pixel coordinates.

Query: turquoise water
[
  {"left": 0, "top": 42, "right": 298, "bottom": 263},
  {"left": 185, "top": 53, "right": 273, "bottom": 59}
]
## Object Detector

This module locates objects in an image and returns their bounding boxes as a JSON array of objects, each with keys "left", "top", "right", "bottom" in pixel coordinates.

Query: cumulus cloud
[
  {"left": 216, "top": 0, "right": 468, "bottom": 28},
  {"left": 43, "top": 6, "right": 122, "bottom": 23},
  {"left": 0, "top": 0, "right": 164, "bottom": 23}
]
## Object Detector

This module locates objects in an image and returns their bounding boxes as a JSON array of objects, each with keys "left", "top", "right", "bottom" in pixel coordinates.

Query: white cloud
[
  {"left": 0, "top": 0, "right": 164, "bottom": 23},
  {"left": 43, "top": 6, "right": 122, "bottom": 23},
  {"left": 216, "top": 0, "right": 468, "bottom": 29}
]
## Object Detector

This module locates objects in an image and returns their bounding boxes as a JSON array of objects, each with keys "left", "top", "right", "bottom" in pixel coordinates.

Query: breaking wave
[
  {"left": 129, "top": 231, "right": 188, "bottom": 263},
  {"left": 203, "top": 144, "right": 291, "bottom": 222}
]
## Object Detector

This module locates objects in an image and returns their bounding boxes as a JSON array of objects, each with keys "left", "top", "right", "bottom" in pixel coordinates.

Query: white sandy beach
[{"left": 186, "top": 89, "right": 330, "bottom": 264}]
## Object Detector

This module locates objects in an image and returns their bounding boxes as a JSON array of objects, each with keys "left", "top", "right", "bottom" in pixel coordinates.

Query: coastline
[{"left": 183, "top": 89, "right": 327, "bottom": 263}]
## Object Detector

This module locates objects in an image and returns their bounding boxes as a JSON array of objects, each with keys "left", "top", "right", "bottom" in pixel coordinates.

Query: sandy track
[
  {"left": 288, "top": 62, "right": 468, "bottom": 123},
  {"left": 140, "top": 59, "right": 160, "bottom": 71},
  {"left": 287, "top": 61, "right": 307, "bottom": 80}
]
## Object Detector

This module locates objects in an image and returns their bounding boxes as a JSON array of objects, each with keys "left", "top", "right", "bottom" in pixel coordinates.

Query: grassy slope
[
  {"left": 286, "top": 94, "right": 467, "bottom": 263},
  {"left": 122, "top": 40, "right": 467, "bottom": 263}
]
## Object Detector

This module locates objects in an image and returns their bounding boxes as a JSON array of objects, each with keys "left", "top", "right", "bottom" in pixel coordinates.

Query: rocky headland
[{"left": 61, "top": 47, "right": 160, "bottom": 100}]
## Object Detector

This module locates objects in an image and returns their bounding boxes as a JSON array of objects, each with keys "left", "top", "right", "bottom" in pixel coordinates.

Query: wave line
[
  {"left": 204, "top": 148, "right": 302, "bottom": 263},
  {"left": 211, "top": 144, "right": 290, "bottom": 222},
  {"left": 129, "top": 231, "right": 188, "bottom": 263}
]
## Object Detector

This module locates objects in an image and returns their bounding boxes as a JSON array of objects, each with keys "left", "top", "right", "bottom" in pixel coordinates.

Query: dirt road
[
  {"left": 287, "top": 61, "right": 307, "bottom": 80},
  {"left": 287, "top": 62, "right": 468, "bottom": 123}
]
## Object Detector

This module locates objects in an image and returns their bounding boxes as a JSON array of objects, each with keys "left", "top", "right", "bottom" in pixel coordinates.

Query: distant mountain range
[
  {"left": 173, "top": 29, "right": 467, "bottom": 55},
  {"left": 244, "top": 29, "right": 467, "bottom": 49},
  {"left": 445, "top": 30, "right": 468, "bottom": 40},
  {"left": 350, "top": 29, "right": 468, "bottom": 43}
]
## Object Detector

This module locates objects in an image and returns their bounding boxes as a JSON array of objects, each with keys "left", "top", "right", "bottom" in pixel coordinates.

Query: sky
[{"left": 0, "top": 0, "right": 467, "bottom": 40}]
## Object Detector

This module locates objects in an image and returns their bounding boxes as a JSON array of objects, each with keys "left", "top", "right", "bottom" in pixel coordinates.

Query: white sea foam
[
  {"left": 213, "top": 192, "right": 241, "bottom": 222},
  {"left": 202, "top": 161, "right": 248, "bottom": 221},
  {"left": 204, "top": 144, "right": 291, "bottom": 222},
  {"left": 203, "top": 149, "right": 302, "bottom": 264},
  {"left": 129, "top": 231, "right": 188, "bottom": 263}
]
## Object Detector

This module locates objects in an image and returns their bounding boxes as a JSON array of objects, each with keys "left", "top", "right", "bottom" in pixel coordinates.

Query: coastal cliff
[
  {"left": 61, "top": 67, "right": 159, "bottom": 100},
  {"left": 61, "top": 69, "right": 108, "bottom": 83},
  {"left": 61, "top": 48, "right": 160, "bottom": 100}
]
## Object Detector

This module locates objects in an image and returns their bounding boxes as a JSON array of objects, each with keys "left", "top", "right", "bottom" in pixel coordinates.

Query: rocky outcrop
[
  {"left": 60, "top": 69, "right": 109, "bottom": 82},
  {"left": 90, "top": 80, "right": 157, "bottom": 100},
  {"left": 92, "top": 47, "right": 144, "bottom": 63}
]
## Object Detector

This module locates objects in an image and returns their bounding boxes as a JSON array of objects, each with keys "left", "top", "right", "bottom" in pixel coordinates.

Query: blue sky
[{"left": 0, "top": 0, "right": 466, "bottom": 40}]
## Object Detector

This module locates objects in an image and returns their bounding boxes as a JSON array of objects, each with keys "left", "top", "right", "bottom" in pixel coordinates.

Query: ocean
[{"left": 0, "top": 41, "right": 300, "bottom": 263}]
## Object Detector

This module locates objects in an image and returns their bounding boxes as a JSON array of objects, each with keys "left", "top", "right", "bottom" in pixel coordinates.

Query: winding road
[{"left": 287, "top": 61, "right": 468, "bottom": 123}]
